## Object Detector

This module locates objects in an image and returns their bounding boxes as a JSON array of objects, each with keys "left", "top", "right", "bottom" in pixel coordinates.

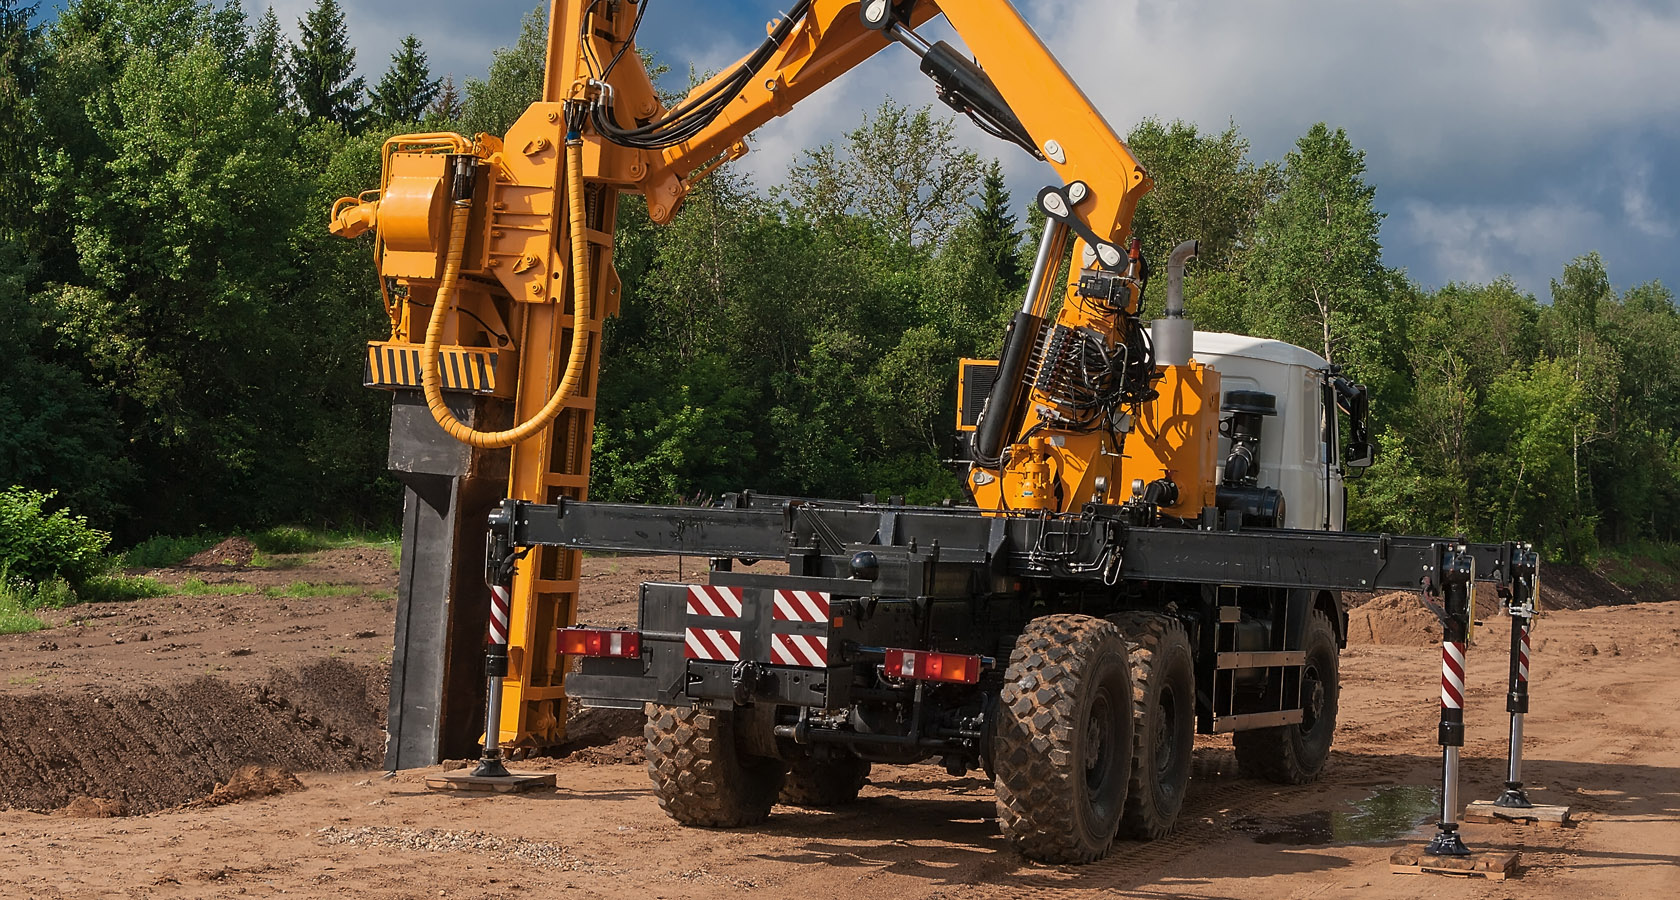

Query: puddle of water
[{"left": 1236, "top": 785, "right": 1442, "bottom": 846}]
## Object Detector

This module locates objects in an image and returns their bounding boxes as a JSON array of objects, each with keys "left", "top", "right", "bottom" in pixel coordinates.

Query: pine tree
[
  {"left": 290, "top": 0, "right": 364, "bottom": 128},
  {"left": 972, "top": 159, "right": 1024, "bottom": 290},
  {"left": 427, "top": 72, "right": 461, "bottom": 123},
  {"left": 244, "top": 6, "right": 287, "bottom": 105},
  {"left": 368, "top": 34, "right": 438, "bottom": 125}
]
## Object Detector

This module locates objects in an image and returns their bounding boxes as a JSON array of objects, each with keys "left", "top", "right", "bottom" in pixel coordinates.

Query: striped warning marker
[
  {"left": 771, "top": 589, "right": 830, "bottom": 622},
  {"left": 1517, "top": 623, "right": 1531, "bottom": 684},
  {"left": 489, "top": 584, "right": 512, "bottom": 646},
  {"left": 684, "top": 627, "right": 742, "bottom": 661},
  {"left": 770, "top": 633, "right": 829, "bottom": 667},
  {"left": 1441, "top": 640, "right": 1466, "bottom": 709},
  {"left": 686, "top": 585, "right": 743, "bottom": 618}
]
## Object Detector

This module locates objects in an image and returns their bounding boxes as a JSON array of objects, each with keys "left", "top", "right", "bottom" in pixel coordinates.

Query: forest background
[{"left": 2, "top": 0, "right": 1677, "bottom": 569}]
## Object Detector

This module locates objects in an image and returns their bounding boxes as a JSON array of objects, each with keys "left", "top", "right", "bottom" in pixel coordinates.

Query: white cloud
[{"left": 1392, "top": 197, "right": 1603, "bottom": 290}]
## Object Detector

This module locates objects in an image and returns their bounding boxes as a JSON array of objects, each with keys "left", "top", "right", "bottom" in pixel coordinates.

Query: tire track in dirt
[{"left": 959, "top": 747, "right": 1324, "bottom": 897}]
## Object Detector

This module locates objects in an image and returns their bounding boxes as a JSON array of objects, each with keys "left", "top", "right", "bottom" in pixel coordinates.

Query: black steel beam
[{"left": 496, "top": 498, "right": 1525, "bottom": 597}]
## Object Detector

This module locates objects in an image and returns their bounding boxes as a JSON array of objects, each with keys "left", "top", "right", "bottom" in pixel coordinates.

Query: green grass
[
  {"left": 178, "top": 578, "right": 257, "bottom": 596},
  {"left": 0, "top": 571, "right": 168, "bottom": 634},
  {"left": 120, "top": 534, "right": 219, "bottom": 568},
  {"left": 250, "top": 526, "right": 335, "bottom": 555},
  {"left": 0, "top": 592, "right": 47, "bottom": 634},
  {"left": 119, "top": 525, "right": 400, "bottom": 571},
  {"left": 79, "top": 575, "right": 171, "bottom": 604},
  {"left": 249, "top": 551, "right": 313, "bottom": 569},
  {"left": 264, "top": 582, "right": 363, "bottom": 599}
]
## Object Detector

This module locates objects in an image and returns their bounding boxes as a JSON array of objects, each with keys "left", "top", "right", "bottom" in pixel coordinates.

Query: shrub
[{"left": 0, "top": 487, "right": 111, "bottom": 587}]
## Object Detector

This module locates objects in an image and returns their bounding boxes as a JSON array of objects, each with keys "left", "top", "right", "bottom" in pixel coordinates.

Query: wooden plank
[
  {"left": 1390, "top": 848, "right": 1518, "bottom": 881},
  {"left": 1464, "top": 800, "right": 1572, "bottom": 827},
  {"left": 425, "top": 771, "right": 557, "bottom": 794}
]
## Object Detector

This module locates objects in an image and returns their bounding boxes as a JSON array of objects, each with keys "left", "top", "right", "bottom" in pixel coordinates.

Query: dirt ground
[{"left": 1, "top": 548, "right": 1677, "bottom": 899}]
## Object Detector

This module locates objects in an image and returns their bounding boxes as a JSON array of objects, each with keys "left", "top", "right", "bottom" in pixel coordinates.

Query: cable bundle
[{"left": 584, "top": 0, "right": 813, "bottom": 151}]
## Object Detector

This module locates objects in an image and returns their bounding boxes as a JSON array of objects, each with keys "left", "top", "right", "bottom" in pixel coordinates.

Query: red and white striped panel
[
  {"left": 1440, "top": 641, "right": 1466, "bottom": 709},
  {"left": 1517, "top": 623, "right": 1531, "bottom": 684},
  {"left": 488, "top": 584, "right": 511, "bottom": 646},
  {"left": 685, "top": 627, "right": 742, "bottom": 661},
  {"left": 770, "top": 633, "right": 829, "bottom": 667},
  {"left": 772, "top": 589, "right": 830, "bottom": 622},
  {"left": 686, "top": 585, "right": 743, "bottom": 618}
]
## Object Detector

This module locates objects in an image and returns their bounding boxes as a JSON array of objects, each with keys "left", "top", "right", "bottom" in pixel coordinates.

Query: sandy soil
[{"left": 1, "top": 548, "right": 1676, "bottom": 899}]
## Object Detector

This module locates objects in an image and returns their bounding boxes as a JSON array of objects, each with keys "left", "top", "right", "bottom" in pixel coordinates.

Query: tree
[
  {"left": 783, "top": 98, "right": 985, "bottom": 246},
  {"left": 1125, "top": 118, "right": 1279, "bottom": 279},
  {"left": 0, "top": 0, "right": 40, "bottom": 237},
  {"left": 1541, "top": 252, "right": 1619, "bottom": 509},
  {"left": 971, "top": 159, "right": 1025, "bottom": 291},
  {"left": 368, "top": 34, "right": 437, "bottom": 125},
  {"left": 1242, "top": 123, "right": 1397, "bottom": 382},
  {"left": 290, "top": 0, "right": 364, "bottom": 128},
  {"left": 426, "top": 72, "right": 460, "bottom": 123},
  {"left": 243, "top": 5, "right": 286, "bottom": 104},
  {"left": 460, "top": 5, "right": 545, "bottom": 136}
]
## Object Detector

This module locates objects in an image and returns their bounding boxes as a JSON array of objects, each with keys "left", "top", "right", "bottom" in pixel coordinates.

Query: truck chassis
[{"left": 486, "top": 491, "right": 1536, "bottom": 861}]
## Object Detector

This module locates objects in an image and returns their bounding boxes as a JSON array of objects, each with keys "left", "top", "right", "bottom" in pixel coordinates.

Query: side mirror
[{"left": 1345, "top": 440, "right": 1375, "bottom": 469}]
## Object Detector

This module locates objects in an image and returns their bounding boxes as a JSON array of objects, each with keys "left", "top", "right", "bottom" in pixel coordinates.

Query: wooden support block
[
  {"left": 425, "top": 771, "right": 557, "bottom": 794},
  {"left": 1464, "top": 800, "right": 1572, "bottom": 827},
  {"left": 1390, "top": 848, "right": 1519, "bottom": 881}
]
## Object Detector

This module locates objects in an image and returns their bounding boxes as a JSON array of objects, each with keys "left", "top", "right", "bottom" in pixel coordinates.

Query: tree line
[{"left": 1, "top": 1, "right": 1675, "bottom": 563}]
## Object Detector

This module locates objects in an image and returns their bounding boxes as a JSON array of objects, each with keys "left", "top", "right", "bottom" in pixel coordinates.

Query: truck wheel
[
  {"left": 644, "top": 703, "right": 785, "bottom": 826},
  {"left": 1233, "top": 609, "right": 1340, "bottom": 784},
  {"left": 779, "top": 755, "right": 871, "bottom": 807},
  {"left": 1108, "top": 612, "right": 1196, "bottom": 840},
  {"left": 993, "top": 614, "right": 1135, "bottom": 863}
]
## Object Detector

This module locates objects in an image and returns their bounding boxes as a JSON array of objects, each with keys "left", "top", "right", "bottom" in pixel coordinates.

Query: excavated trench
[{"left": 0, "top": 659, "right": 387, "bottom": 816}]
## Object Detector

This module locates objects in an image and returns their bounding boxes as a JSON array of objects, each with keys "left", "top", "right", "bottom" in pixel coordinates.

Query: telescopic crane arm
[{"left": 331, "top": 0, "right": 1164, "bottom": 754}]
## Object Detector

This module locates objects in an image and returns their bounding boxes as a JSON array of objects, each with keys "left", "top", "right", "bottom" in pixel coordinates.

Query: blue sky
[{"left": 241, "top": 3, "right": 1680, "bottom": 296}]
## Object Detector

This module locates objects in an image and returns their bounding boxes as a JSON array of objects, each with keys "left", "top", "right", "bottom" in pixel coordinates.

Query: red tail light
[
  {"left": 558, "top": 628, "right": 641, "bottom": 658},
  {"left": 883, "top": 649, "right": 982, "bottom": 684}
]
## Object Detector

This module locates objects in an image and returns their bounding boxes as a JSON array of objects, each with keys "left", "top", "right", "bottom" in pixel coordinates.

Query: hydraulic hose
[{"left": 421, "top": 135, "right": 594, "bottom": 448}]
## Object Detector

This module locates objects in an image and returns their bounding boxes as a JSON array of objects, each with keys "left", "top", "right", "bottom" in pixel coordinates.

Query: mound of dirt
[
  {"left": 1346, "top": 591, "right": 1441, "bottom": 646},
  {"left": 53, "top": 796, "right": 128, "bottom": 818},
  {"left": 0, "top": 659, "right": 385, "bottom": 815},
  {"left": 185, "top": 765, "right": 304, "bottom": 808},
  {"left": 188, "top": 537, "right": 257, "bottom": 567}
]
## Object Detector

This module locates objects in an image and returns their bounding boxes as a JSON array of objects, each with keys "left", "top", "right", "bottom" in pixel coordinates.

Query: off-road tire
[
  {"left": 993, "top": 614, "right": 1136, "bottom": 864},
  {"left": 644, "top": 703, "right": 785, "bottom": 826},
  {"left": 779, "top": 755, "right": 871, "bottom": 807},
  {"left": 1108, "top": 612, "right": 1197, "bottom": 840},
  {"left": 1233, "top": 610, "right": 1340, "bottom": 784}
]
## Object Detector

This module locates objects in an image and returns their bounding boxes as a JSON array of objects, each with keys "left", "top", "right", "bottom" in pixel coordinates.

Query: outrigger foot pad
[
  {"left": 1425, "top": 825, "right": 1472, "bottom": 857},
  {"left": 1493, "top": 784, "right": 1533, "bottom": 809}
]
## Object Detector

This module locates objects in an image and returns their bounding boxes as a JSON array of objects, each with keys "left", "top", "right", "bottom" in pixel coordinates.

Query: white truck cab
[{"left": 1191, "top": 332, "right": 1348, "bottom": 532}]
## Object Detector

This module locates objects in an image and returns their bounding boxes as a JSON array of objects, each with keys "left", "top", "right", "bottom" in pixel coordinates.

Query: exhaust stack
[{"left": 1153, "top": 239, "right": 1199, "bottom": 366}]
